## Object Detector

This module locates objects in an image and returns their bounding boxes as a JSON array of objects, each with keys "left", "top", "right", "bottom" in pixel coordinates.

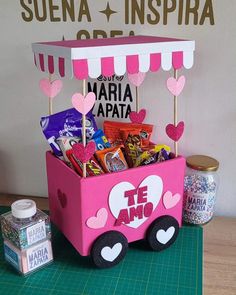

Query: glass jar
[
  {"left": 1, "top": 199, "right": 51, "bottom": 249},
  {"left": 183, "top": 155, "right": 219, "bottom": 225},
  {"left": 1, "top": 199, "right": 53, "bottom": 275}
]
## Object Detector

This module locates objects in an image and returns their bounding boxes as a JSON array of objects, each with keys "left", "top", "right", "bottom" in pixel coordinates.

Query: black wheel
[
  {"left": 146, "top": 216, "right": 179, "bottom": 251},
  {"left": 91, "top": 231, "right": 128, "bottom": 268}
]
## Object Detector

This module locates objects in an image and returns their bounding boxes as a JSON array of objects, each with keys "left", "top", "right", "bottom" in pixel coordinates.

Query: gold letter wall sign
[{"left": 20, "top": 0, "right": 215, "bottom": 26}]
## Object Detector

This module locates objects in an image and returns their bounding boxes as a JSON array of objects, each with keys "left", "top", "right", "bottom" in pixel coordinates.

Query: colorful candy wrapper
[
  {"left": 134, "top": 151, "right": 157, "bottom": 167},
  {"left": 152, "top": 144, "right": 171, "bottom": 154},
  {"left": 95, "top": 146, "right": 128, "bottom": 173},
  {"left": 66, "top": 150, "right": 104, "bottom": 177},
  {"left": 141, "top": 153, "right": 159, "bottom": 166},
  {"left": 121, "top": 129, "right": 142, "bottom": 168},
  {"left": 56, "top": 136, "right": 81, "bottom": 164},
  {"left": 91, "top": 129, "right": 111, "bottom": 151},
  {"left": 134, "top": 145, "right": 171, "bottom": 167},
  {"left": 40, "top": 108, "right": 97, "bottom": 157},
  {"left": 103, "top": 121, "right": 153, "bottom": 147},
  {"left": 157, "top": 148, "right": 170, "bottom": 162}
]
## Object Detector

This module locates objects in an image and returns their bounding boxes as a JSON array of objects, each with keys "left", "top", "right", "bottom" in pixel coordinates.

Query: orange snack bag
[
  {"left": 95, "top": 146, "right": 128, "bottom": 173},
  {"left": 104, "top": 120, "right": 153, "bottom": 147},
  {"left": 120, "top": 129, "right": 143, "bottom": 168}
]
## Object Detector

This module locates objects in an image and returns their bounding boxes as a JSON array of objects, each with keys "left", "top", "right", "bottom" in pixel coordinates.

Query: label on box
[
  {"left": 26, "top": 221, "right": 46, "bottom": 246},
  {"left": 4, "top": 242, "right": 21, "bottom": 271},
  {"left": 26, "top": 240, "right": 52, "bottom": 272}
]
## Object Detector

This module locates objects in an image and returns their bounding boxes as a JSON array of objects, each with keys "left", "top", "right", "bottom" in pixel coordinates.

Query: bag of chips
[{"left": 40, "top": 108, "right": 97, "bottom": 157}]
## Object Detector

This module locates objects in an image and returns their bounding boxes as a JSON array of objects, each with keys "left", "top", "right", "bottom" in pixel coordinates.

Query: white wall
[{"left": 0, "top": 0, "right": 235, "bottom": 217}]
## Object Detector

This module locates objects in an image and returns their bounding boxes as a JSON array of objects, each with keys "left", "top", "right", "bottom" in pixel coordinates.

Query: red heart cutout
[
  {"left": 57, "top": 190, "right": 67, "bottom": 208},
  {"left": 72, "top": 141, "right": 96, "bottom": 163},
  {"left": 129, "top": 109, "right": 146, "bottom": 124},
  {"left": 166, "top": 121, "right": 185, "bottom": 141}
]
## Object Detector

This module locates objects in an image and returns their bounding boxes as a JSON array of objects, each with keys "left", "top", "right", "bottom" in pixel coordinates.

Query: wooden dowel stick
[
  {"left": 136, "top": 86, "right": 139, "bottom": 113},
  {"left": 174, "top": 69, "right": 178, "bottom": 157},
  {"left": 82, "top": 79, "right": 87, "bottom": 178},
  {"left": 49, "top": 74, "right": 53, "bottom": 115}
]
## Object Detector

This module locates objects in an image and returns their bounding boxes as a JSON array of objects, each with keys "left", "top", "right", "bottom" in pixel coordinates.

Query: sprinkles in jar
[{"left": 183, "top": 155, "right": 219, "bottom": 225}]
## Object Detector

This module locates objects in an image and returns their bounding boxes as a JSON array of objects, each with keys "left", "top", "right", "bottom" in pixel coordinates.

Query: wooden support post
[
  {"left": 82, "top": 79, "right": 87, "bottom": 178},
  {"left": 174, "top": 69, "right": 178, "bottom": 157},
  {"left": 136, "top": 86, "right": 139, "bottom": 113},
  {"left": 49, "top": 74, "right": 53, "bottom": 115}
]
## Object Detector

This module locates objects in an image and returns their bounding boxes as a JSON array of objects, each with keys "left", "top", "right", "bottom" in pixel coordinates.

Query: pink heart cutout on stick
[
  {"left": 86, "top": 208, "right": 108, "bottom": 229},
  {"left": 72, "top": 141, "right": 96, "bottom": 163},
  {"left": 72, "top": 92, "right": 96, "bottom": 115},
  {"left": 163, "top": 191, "right": 181, "bottom": 209},
  {"left": 39, "top": 78, "right": 63, "bottom": 98},
  {"left": 129, "top": 109, "right": 146, "bottom": 124},
  {"left": 128, "top": 72, "right": 146, "bottom": 87},
  {"left": 167, "top": 75, "right": 186, "bottom": 96},
  {"left": 166, "top": 121, "right": 185, "bottom": 142}
]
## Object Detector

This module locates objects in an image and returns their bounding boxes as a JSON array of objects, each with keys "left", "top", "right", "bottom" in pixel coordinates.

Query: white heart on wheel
[
  {"left": 156, "top": 227, "right": 175, "bottom": 244},
  {"left": 101, "top": 243, "right": 122, "bottom": 262},
  {"left": 109, "top": 175, "right": 163, "bottom": 228}
]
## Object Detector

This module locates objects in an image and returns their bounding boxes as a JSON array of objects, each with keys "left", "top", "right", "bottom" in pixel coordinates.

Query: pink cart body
[{"left": 46, "top": 151, "right": 185, "bottom": 256}]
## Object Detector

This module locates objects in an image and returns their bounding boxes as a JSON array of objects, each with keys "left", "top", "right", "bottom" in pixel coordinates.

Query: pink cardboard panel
[
  {"left": 38, "top": 36, "right": 188, "bottom": 49},
  {"left": 46, "top": 152, "right": 186, "bottom": 256},
  {"left": 46, "top": 152, "right": 83, "bottom": 255}
]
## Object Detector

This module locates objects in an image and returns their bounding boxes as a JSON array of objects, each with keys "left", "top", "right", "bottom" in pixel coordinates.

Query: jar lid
[
  {"left": 11, "top": 199, "right": 37, "bottom": 219},
  {"left": 186, "top": 155, "right": 219, "bottom": 172}
]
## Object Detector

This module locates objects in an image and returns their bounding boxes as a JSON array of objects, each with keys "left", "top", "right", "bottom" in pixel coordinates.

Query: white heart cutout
[
  {"left": 156, "top": 226, "right": 175, "bottom": 244},
  {"left": 101, "top": 243, "right": 122, "bottom": 262},
  {"left": 109, "top": 175, "right": 163, "bottom": 228}
]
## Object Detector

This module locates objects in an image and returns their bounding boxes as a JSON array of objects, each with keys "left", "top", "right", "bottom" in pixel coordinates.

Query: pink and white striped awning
[{"left": 32, "top": 35, "right": 195, "bottom": 80}]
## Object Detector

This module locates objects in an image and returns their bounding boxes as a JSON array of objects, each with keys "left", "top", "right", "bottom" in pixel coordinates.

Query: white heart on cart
[
  {"left": 101, "top": 243, "right": 122, "bottom": 262},
  {"left": 156, "top": 227, "right": 175, "bottom": 244},
  {"left": 109, "top": 175, "right": 163, "bottom": 228}
]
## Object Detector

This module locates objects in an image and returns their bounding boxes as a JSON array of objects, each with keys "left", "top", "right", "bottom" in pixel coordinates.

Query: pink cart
[{"left": 32, "top": 36, "right": 195, "bottom": 268}]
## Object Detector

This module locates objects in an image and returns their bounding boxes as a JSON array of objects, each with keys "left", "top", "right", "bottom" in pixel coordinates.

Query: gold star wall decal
[{"left": 99, "top": 2, "right": 117, "bottom": 22}]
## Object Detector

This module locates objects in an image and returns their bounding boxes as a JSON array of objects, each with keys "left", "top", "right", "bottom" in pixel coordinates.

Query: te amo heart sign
[{"left": 109, "top": 175, "right": 163, "bottom": 228}]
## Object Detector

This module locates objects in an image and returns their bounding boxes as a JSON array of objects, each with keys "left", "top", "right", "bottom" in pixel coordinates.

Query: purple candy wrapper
[
  {"left": 157, "top": 148, "right": 170, "bottom": 162},
  {"left": 40, "top": 108, "right": 98, "bottom": 157}
]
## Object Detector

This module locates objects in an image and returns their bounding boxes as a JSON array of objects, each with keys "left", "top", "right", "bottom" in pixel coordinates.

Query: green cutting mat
[{"left": 0, "top": 207, "right": 202, "bottom": 295}]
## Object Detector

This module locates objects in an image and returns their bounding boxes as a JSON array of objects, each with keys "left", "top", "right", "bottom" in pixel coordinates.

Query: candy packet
[
  {"left": 90, "top": 129, "right": 111, "bottom": 151},
  {"left": 56, "top": 136, "right": 81, "bottom": 164},
  {"left": 104, "top": 120, "right": 153, "bottom": 147},
  {"left": 134, "top": 145, "right": 171, "bottom": 167},
  {"left": 40, "top": 108, "right": 97, "bottom": 157},
  {"left": 120, "top": 129, "right": 143, "bottom": 168},
  {"left": 66, "top": 150, "right": 104, "bottom": 177},
  {"left": 95, "top": 146, "right": 128, "bottom": 173}
]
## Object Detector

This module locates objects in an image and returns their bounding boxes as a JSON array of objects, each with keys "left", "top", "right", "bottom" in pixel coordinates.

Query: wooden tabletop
[
  {"left": 203, "top": 216, "right": 236, "bottom": 295},
  {"left": 0, "top": 194, "right": 236, "bottom": 295}
]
